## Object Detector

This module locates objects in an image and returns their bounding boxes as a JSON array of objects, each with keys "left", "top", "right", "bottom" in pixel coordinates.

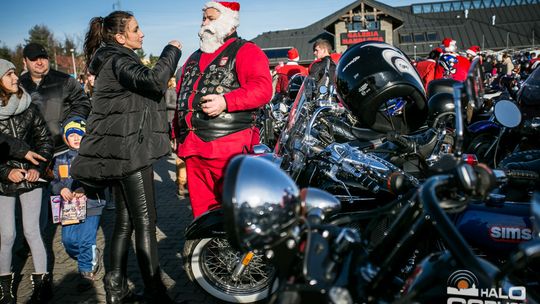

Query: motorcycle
[
  {"left": 219, "top": 65, "right": 540, "bottom": 303},
  {"left": 182, "top": 208, "right": 277, "bottom": 303},
  {"left": 221, "top": 149, "right": 539, "bottom": 304}
]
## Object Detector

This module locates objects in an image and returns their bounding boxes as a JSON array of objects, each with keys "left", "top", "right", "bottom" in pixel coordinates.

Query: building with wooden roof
[{"left": 252, "top": 0, "right": 540, "bottom": 66}]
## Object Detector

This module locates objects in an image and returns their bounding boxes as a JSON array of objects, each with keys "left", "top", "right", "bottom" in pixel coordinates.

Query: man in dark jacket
[
  {"left": 308, "top": 39, "right": 336, "bottom": 85},
  {"left": 19, "top": 42, "right": 91, "bottom": 234},
  {"left": 19, "top": 43, "right": 91, "bottom": 153}
]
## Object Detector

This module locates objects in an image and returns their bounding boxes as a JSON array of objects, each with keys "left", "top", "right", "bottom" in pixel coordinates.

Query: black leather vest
[{"left": 177, "top": 39, "right": 256, "bottom": 142}]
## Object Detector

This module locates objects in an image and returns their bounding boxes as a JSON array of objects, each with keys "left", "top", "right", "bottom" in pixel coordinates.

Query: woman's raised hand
[{"left": 169, "top": 40, "right": 182, "bottom": 50}]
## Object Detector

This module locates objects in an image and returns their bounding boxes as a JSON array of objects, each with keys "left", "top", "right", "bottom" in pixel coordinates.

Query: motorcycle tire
[{"left": 183, "top": 237, "right": 277, "bottom": 303}]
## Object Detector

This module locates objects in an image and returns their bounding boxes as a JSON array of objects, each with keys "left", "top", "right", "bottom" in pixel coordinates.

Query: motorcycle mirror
[
  {"left": 494, "top": 100, "right": 521, "bottom": 128},
  {"left": 222, "top": 155, "right": 301, "bottom": 252},
  {"left": 319, "top": 85, "right": 328, "bottom": 96}
]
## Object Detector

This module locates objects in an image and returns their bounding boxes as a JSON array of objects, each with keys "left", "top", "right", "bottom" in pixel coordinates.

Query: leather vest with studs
[{"left": 176, "top": 39, "right": 256, "bottom": 143}]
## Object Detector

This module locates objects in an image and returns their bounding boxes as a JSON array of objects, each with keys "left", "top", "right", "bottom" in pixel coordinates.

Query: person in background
[
  {"left": 434, "top": 37, "right": 470, "bottom": 82},
  {"left": 466, "top": 45, "right": 481, "bottom": 62},
  {"left": 172, "top": 1, "right": 272, "bottom": 217},
  {"left": 415, "top": 47, "right": 442, "bottom": 91},
  {"left": 274, "top": 47, "right": 308, "bottom": 96},
  {"left": 501, "top": 53, "right": 515, "bottom": 76},
  {"left": 50, "top": 119, "right": 105, "bottom": 291},
  {"left": 19, "top": 43, "right": 91, "bottom": 154},
  {"left": 308, "top": 39, "right": 336, "bottom": 84},
  {"left": 19, "top": 42, "right": 92, "bottom": 235},
  {"left": 166, "top": 77, "right": 188, "bottom": 197},
  {"left": 0, "top": 59, "right": 54, "bottom": 304},
  {"left": 72, "top": 10, "right": 181, "bottom": 303},
  {"left": 84, "top": 73, "right": 95, "bottom": 98}
]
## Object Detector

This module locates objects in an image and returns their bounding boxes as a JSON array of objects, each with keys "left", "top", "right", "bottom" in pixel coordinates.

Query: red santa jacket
[
  {"left": 173, "top": 36, "right": 272, "bottom": 159},
  {"left": 415, "top": 59, "right": 436, "bottom": 91},
  {"left": 275, "top": 62, "right": 308, "bottom": 94},
  {"left": 434, "top": 53, "right": 471, "bottom": 82}
]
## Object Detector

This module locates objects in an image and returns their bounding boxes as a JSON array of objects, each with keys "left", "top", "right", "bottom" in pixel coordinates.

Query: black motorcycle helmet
[
  {"left": 426, "top": 78, "right": 459, "bottom": 100},
  {"left": 288, "top": 73, "right": 306, "bottom": 100},
  {"left": 426, "top": 92, "right": 455, "bottom": 127},
  {"left": 336, "top": 41, "right": 427, "bottom": 133}
]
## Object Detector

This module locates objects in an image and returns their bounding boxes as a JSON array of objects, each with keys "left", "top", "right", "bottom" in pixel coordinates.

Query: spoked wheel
[{"left": 183, "top": 237, "right": 277, "bottom": 303}]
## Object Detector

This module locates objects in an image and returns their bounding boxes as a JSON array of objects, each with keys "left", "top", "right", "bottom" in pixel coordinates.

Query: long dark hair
[{"left": 83, "top": 10, "right": 134, "bottom": 70}]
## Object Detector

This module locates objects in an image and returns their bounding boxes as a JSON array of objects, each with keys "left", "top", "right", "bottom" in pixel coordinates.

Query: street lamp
[
  {"left": 70, "top": 49, "right": 77, "bottom": 78},
  {"left": 413, "top": 45, "right": 417, "bottom": 59}
]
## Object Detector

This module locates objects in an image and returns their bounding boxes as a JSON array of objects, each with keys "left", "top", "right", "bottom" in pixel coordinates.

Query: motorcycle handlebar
[{"left": 386, "top": 132, "right": 416, "bottom": 153}]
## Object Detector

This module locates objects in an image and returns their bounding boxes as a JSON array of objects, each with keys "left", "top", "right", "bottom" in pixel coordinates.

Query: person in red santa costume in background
[
  {"left": 434, "top": 37, "right": 470, "bottom": 82},
  {"left": 466, "top": 45, "right": 481, "bottom": 62},
  {"left": 415, "top": 47, "right": 442, "bottom": 91},
  {"left": 274, "top": 47, "right": 308, "bottom": 96},
  {"left": 173, "top": 1, "right": 272, "bottom": 217}
]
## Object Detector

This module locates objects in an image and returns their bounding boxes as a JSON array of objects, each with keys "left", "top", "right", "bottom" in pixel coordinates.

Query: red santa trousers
[{"left": 185, "top": 156, "right": 230, "bottom": 218}]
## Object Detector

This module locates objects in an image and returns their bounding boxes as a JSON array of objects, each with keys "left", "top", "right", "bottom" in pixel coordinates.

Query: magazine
[{"left": 50, "top": 195, "right": 87, "bottom": 226}]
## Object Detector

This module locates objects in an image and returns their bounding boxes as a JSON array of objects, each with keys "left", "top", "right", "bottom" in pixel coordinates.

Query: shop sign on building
[{"left": 340, "top": 30, "right": 385, "bottom": 45}]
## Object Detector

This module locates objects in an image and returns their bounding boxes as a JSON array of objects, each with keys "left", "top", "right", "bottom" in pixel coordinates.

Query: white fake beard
[{"left": 198, "top": 16, "right": 235, "bottom": 53}]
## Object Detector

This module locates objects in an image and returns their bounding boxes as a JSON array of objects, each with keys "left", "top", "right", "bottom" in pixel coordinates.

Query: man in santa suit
[
  {"left": 275, "top": 47, "right": 308, "bottom": 96},
  {"left": 415, "top": 47, "right": 442, "bottom": 91},
  {"left": 434, "top": 37, "right": 470, "bottom": 82},
  {"left": 466, "top": 45, "right": 481, "bottom": 62},
  {"left": 173, "top": 1, "right": 272, "bottom": 217}
]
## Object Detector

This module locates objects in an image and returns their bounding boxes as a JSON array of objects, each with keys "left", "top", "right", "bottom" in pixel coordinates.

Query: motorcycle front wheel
[{"left": 183, "top": 237, "right": 277, "bottom": 303}]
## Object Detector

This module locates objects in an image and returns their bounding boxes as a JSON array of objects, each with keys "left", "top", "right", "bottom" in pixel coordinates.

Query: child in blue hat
[{"left": 50, "top": 118, "right": 106, "bottom": 290}]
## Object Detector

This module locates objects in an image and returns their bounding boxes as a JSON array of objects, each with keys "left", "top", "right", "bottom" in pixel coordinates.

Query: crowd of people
[
  {"left": 1, "top": 1, "right": 539, "bottom": 303},
  {"left": 413, "top": 36, "right": 540, "bottom": 93}
]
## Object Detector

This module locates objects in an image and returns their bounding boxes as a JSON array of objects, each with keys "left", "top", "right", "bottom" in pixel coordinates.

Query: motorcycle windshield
[{"left": 275, "top": 76, "right": 317, "bottom": 155}]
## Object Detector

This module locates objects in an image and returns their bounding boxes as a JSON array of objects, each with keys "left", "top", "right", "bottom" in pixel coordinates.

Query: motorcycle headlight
[{"left": 223, "top": 155, "right": 301, "bottom": 252}]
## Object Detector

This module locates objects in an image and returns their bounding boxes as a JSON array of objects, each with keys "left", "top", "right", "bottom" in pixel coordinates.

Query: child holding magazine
[{"left": 50, "top": 119, "right": 105, "bottom": 290}]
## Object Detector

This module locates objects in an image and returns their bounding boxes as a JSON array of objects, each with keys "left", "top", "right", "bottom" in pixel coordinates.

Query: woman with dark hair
[{"left": 71, "top": 11, "right": 181, "bottom": 303}]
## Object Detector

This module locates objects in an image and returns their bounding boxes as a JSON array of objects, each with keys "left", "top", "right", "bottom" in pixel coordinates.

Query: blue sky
[{"left": 1, "top": 0, "right": 439, "bottom": 65}]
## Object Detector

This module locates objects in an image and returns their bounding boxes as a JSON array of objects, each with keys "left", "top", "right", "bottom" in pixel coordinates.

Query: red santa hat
[
  {"left": 287, "top": 47, "right": 299, "bottom": 62},
  {"left": 466, "top": 45, "right": 481, "bottom": 57},
  {"left": 441, "top": 37, "right": 457, "bottom": 52},
  {"left": 204, "top": 1, "right": 240, "bottom": 28}
]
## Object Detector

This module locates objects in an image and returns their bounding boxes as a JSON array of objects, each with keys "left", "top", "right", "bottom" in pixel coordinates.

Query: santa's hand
[{"left": 200, "top": 94, "right": 227, "bottom": 117}]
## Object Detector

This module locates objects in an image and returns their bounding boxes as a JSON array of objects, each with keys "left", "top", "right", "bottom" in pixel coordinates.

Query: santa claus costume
[
  {"left": 173, "top": 1, "right": 272, "bottom": 217},
  {"left": 434, "top": 37, "right": 470, "bottom": 82},
  {"left": 275, "top": 47, "right": 308, "bottom": 95}
]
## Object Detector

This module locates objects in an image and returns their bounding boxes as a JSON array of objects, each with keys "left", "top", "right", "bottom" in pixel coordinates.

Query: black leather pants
[{"left": 109, "top": 166, "right": 161, "bottom": 289}]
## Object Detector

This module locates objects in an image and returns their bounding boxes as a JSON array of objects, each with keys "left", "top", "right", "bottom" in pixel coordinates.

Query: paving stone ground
[{"left": 12, "top": 155, "right": 225, "bottom": 304}]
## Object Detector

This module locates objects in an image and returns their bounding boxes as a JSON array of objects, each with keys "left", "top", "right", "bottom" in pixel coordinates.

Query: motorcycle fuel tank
[{"left": 454, "top": 199, "right": 532, "bottom": 260}]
